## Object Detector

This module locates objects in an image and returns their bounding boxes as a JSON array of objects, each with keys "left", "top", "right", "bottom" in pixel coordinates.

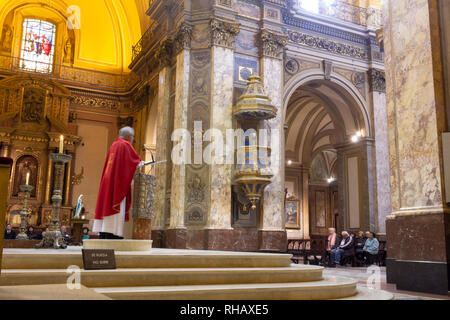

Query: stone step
[
  {"left": 0, "top": 284, "right": 110, "bottom": 300},
  {"left": 0, "top": 265, "right": 324, "bottom": 287},
  {"left": 92, "top": 276, "right": 359, "bottom": 300},
  {"left": 83, "top": 239, "right": 153, "bottom": 251},
  {"left": 2, "top": 248, "right": 292, "bottom": 269}
]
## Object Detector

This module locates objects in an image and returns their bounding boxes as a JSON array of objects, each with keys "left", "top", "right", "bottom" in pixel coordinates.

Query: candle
[
  {"left": 59, "top": 135, "right": 64, "bottom": 154},
  {"left": 25, "top": 172, "right": 30, "bottom": 185}
]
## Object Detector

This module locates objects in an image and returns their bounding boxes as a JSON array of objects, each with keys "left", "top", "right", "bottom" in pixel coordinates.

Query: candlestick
[
  {"left": 59, "top": 135, "right": 64, "bottom": 154},
  {"left": 16, "top": 184, "right": 34, "bottom": 240},
  {"left": 35, "top": 153, "right": 72, "bottom": 249},
  {"left": 25, "top": 172, "right": 30, "bottom": 185}
]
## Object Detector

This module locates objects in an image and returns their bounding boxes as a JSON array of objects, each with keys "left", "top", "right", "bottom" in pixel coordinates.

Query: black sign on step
[{"left": 82, "top": 249, "right": 116, "bottom": 270}]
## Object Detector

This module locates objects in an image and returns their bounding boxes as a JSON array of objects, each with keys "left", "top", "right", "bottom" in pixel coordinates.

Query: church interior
[{"left": 0, "top": 0, "right": 449, "bottom": 302}]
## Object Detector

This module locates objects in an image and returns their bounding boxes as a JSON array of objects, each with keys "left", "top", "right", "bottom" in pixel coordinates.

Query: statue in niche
[
  {"left": 22, "top": 88, "right": 45, "bottom": 123},
  {"left": 13, "top": 155, "right": 38, "bottom": 198},
  {"left": 1, "top": 25, "right": 13, "bottom": 51},
  {"left": 64, "top": 38, "right": 73, "bottom": 63}
]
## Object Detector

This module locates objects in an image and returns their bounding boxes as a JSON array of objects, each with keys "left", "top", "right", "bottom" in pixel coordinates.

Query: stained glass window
[{"left": 20, "top": 19, "right": 56, "bottom": 74}]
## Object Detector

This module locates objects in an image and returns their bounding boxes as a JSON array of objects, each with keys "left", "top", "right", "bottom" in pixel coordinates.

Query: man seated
[
  {"left": 26, "top": 226, "right": 41, "bottom": 240},
  {"left": 4, "top": 224, "right": 16, "bottom": 239},
  {"left": 330, "top": 231, "right": 354, "bottom": 266},
  {"left": 363, "top": 231, "right": 379, "bottom": 265}
]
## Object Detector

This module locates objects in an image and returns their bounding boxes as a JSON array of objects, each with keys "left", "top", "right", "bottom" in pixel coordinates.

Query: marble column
[
  {"left": 383, "top": 0, "right": 450, "bottom": 295},
  {"left": 63, "top": 156, "right": 72, "bottom": 206},
  {"left": 300, "top": 167, "right": 310, "bottom": 239},
  {"left": 167, "top": 44, "right": 191, "bottom": 249},
  {"left": 369, "top": 69, "right": 391, "bottom": 235},
  {"left": 259, "top": 29, "right": 288, "bottom": 251},
  {"left": 152, "top": 61, "right": 172, "bottom": 248},
  {"left": 205, "top": 44, "right": 235, "bottom": 250}
]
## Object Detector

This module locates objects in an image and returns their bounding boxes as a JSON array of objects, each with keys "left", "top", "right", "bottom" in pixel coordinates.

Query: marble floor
[{"left": 322, "top": 266, "right": 450, "bottom": 300}]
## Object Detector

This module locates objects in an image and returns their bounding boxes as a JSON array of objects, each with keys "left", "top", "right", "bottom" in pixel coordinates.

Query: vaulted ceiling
[
  {"left": 285, "top": 80, "right": 366, "bottom": 166},
  {"left": 0, "top": 0, "right": 148, "bottom": 73}
]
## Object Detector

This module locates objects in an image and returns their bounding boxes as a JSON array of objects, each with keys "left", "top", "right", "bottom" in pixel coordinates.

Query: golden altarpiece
[{"left": 0, "top": 75, "right": 81, "bottom": 231}]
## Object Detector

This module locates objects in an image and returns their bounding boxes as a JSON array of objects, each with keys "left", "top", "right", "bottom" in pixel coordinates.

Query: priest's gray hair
[{"left": 119, "top": 126, "right": 135, "bottom": 138}]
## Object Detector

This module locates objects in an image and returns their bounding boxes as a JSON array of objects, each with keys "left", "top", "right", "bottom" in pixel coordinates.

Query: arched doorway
[{"left": 284, "top": 78, "right": 375, "bottom": 239}]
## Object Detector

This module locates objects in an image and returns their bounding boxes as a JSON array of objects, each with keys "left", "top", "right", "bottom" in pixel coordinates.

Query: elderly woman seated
[{"left": 363, "top": 231, "right": 379, "bottom": 266}]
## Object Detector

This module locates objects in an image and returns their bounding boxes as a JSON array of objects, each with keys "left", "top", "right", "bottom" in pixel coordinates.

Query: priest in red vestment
[{"left": 93, "top": 127, "right": 144, "bottom": 239}]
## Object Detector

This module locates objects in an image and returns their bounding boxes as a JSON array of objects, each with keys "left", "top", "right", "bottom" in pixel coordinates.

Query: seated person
[
  {"left": 4, "top": 224, "right": 16, "bottom": 239},
  {"left": 363, "top": 231, "right": 379, "bottom": 265},
  {"left": 354, "top": 231, "right": 366, "bottom": 263},
  {"left": 81, "top": 227, "right": 90, "bottom": 241},
  {"left": 322, "top": 228, "right": 339, "bottom": 266},
  {"left": 26, "top": 226, "right": 41, "bottom": 240},
  {"left": 60, "top": 226, "right": 71, "bottom": 244},
  {"left": 330, "top": 231, "right": 354, "bottom": 266}
]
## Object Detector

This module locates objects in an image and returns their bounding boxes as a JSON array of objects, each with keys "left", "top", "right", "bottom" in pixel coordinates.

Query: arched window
[{"left": 19, "top": 19, "right": 56, "bottom": 74}]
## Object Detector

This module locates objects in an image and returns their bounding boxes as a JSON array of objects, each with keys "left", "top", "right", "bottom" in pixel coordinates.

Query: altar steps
[
  {"left": 0, "top": 266, "right": 323, "bottom": 287},
  {"left": 1, "top": 249, "right": 291, "bottom": 269},
  {"left": 0, "top": 248, "right": 394, "bottom": 300}
]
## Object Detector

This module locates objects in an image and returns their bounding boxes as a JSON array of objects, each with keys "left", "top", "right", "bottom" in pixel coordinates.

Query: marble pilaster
[
  {"left": 152, "top": 66, "right": 172, "bottom": 244},
  {"left": 371, "top": 86, "right": 391, "bottom": 234},
  {"left": 300, "top": 167, "right": 310, "bottom": 239},
  {"left": 383, "top": 0, "right": 450, "bottom": 295},
  {"left": 169, "top": 50, "right": 190, "bottom": 232},
  {"left": 207, "top": 45, "right": 234, "bottom": 231},
  {"left": 261, "top": 56, "right": 285, "bottom": 233}
]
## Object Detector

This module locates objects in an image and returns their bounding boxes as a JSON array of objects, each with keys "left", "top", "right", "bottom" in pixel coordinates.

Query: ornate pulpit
[{"left": 132, "top": 172, "right": 156, "bottom": 240}]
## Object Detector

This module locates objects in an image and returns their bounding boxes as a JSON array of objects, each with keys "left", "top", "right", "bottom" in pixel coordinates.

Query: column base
[
  {"left": 132, "top": 218, "right": 151, "bottom": 240},
  {"left": 166, "top": 228, "right": 187, "bottom": 249},
  {"left": 205, "top": 229, "right": 234, "bottom": 251},
  {"left": 386, "top": 211, "right": 450, "bottom": 295},
  {"left": 387, "top": 258, "right": 449, "bottom": 295},
  {"left": 258, "top": 230, "right": 287, "bottom": 252},
  {"left": 152, "top": 229, "right": 288, "bottom": 252},
  {"left": 151, "top": 230, "right": 166, "bottom": 248}
]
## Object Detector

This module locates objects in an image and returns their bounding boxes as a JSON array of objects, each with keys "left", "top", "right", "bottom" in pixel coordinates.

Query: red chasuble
[{"left": 95, "top": 138, "right": 141, "bottom": 222}]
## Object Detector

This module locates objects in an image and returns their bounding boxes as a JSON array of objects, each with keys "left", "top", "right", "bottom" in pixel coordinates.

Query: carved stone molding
[
  {"left": 174, "top": 22, "right": 193, "bottom": 55},
  {"left": 155, "top": 39, "right": 174, "bottom": 67},
  {"left": 70, "top": 90, "right": 120, "bottom": 111},
  {"left": 368, "top": 68, "right": 386, "bottom": 92},
  {"left": 259, "top": 28, "right": 287, "bottom": 59},
  {"left": 285, "top": 29, "right": 369, "bottom": 60},
  {"left": 210, "top": 18, "right": 240, "bottom": 49}
]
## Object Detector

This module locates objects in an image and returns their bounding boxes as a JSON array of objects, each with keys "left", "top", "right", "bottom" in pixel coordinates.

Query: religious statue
[
  {"left": 1, "top": 25, "right": 13, "bottom": 51},
  {"left": 74, "top": 194, "right": 84, "bottom": 219},
  {"left": 64, "top": 38, "right": 72, "bottom": 63},
  {"left": 22, "top": 88, "right": 45, "bottom": 123}
]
